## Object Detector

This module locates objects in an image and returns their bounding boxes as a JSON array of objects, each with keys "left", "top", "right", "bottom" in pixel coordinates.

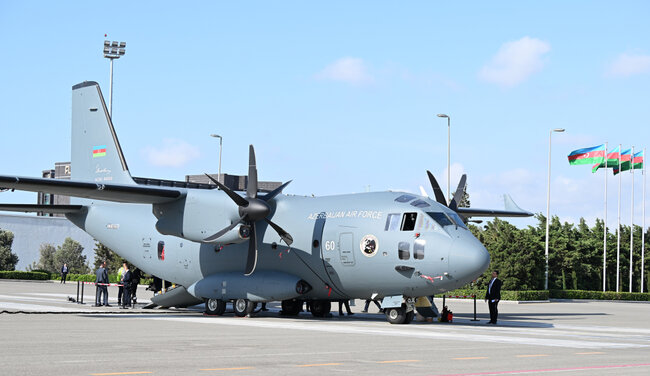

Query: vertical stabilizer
[{"left": 71, "top": 81, "right": 134, "bottom": 185}]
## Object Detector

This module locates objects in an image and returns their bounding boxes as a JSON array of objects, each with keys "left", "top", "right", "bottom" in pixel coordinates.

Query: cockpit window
[
  {"left": 448, "top": 212, "right": 468, "bottom": 229},
  {"left": 401, "top": 212, "right": 417, "bottom": 231},
  {"left": 414, "top": 239, "right": 425, "bottom": 260},
  {"left": 384, "top": 213, "right": 401, "bottom": 231},
  {"left": 395, "top": 194, "right": 416, "bottom": 203},
  {"left": 426, "top": 212, "right": 454, "bottom": 227},
  {"left": 410, "top": 199, "right": 430, "bottom": 208}
]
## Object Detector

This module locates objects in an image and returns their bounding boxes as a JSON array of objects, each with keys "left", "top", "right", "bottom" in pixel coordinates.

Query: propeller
[
  {"left": 204, "top": 145, "right": 293, "bottom": 276},
  {"left": 425, "top": 170, "right": 467, "bottom": 210}
]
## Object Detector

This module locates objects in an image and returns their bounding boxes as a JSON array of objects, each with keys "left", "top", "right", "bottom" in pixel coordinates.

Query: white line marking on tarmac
[{"left": 143, "top": 316, "right": 648, "bottom": 349}]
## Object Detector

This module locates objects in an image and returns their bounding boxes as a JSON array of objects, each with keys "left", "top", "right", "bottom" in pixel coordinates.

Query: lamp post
[
  {"left": 437, "top": 114, "right": 451, "bottom": 202},
  {"left": 210, "top": 134, "right": 223, "bottom": 183},
  {"left": 545, "top": 128, "right": 565, "bottom": 290},
  {"left": 103, "top": 39, "right": 126, "bottom": 118}
]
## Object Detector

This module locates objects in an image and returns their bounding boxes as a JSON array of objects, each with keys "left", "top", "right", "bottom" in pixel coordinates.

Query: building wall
[{"left": 0, "top": 214, "right": 96, "bottom": 271}]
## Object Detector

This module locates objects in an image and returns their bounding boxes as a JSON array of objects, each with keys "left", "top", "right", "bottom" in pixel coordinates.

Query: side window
[
  {"left": 414, "top": 239, "right": 425, "bottom": 260},
  {"left": 158, "top": 241, "right": 165, "bottom": 260},
  {"left": 401, "top": 212, "right": 417, "bottom": 231},
  {"left": 398, "top": 242, "right": 410, "bottom": 260},
  {"left": 384, "top": 213, "right": 401, "bottom": 231}
]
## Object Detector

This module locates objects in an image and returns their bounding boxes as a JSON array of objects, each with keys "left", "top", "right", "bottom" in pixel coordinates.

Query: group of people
[{"left": 94, "top": 261, "right": 139, "bottom": 309}]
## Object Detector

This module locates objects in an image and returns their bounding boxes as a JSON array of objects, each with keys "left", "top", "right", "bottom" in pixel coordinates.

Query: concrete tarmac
[{"left": 1, "top": 279, "right": 649, "bottom": 376}]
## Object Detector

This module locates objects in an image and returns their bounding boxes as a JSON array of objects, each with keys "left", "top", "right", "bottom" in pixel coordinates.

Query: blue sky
[{"left": 0, "top": 1, "right": 649, "bottom": 230}]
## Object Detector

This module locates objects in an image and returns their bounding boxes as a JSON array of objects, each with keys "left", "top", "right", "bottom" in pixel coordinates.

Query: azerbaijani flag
[
  {"left": 592, "top": 146, "right": 620, "bottom": 173},
  {"left": 613, "top": 149, "right": 631, "bottom": 175},
  {"left": 633, "top": 150, "right": 644, "bottom": 170},
  {"left": 93, "top": 145, "right": 107, "bottom": 158},
  {"left": 568, "top": 144, "right": 605, "bottom": 166}
]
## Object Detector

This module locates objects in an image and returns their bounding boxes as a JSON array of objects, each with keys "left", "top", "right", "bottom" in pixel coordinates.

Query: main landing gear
[
  {"left": 233, "top": 298, "right": 257, "bottom": 317},
  {"left": 205, "top": 299, "right": 227, "bottom": 316}
]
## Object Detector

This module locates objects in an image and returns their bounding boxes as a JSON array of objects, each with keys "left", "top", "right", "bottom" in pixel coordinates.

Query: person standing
[
  {"left": 485, "top": 270, "right": 502, "bottom": 325},
  {"left": 60, "top": 263, "right": 69, "bottom": 284},
  {"left": 120, "top": 263, "right": 132, "bottom": 309},
  {"left": 338, "top": 300, "right": 354, "bottom": 316},
  {"left": 95, "top": 261, "right": 109, "bottom": 306},
  {"left": 361, "top": 298, "right": 382, "bottom": 313},
  {"left": 117, "top": 263, "right": 126, "bottom": 306}
]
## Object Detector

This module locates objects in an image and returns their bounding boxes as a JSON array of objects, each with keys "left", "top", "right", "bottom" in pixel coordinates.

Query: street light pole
[
  {"left": 437, "top": 114, "right": 451, "bottom": 202},
  {"left": 210, "top": 134, "right": 223, "bottom": 183},
  {"left": 545, "top": 128, "right": 565, "bottom": 290},
  {"left": 103, "top": 39, "right": 126, "bottom": 118}
]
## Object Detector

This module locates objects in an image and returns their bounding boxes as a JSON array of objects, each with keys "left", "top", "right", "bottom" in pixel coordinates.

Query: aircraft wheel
[
  {"left": 233, "top": 299, "right": 256, "bottom": 317},
  {"left": 310, "top": 300, "right": 331, "bottom": 317},
  {"left": 205, "top": 299, "right": 227, "bottom": 316},
  {"left": 385, "top": 305, "right": 408, "bottom": 324},
  {"left": 281, "top": 299, "right": 302, "bottom": 316}
]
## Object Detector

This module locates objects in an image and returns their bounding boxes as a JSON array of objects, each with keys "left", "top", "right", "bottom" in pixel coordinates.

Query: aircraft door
[{"left": 338, "top": 233, "right": 355, "bottom": 266}]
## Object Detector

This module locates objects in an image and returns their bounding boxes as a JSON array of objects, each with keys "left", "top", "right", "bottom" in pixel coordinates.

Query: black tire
[
  {"left": 233, "top": 298, "right": 256, "bottom": 317},
  {"left": 281, "top": 299, "right": 303, "bottom": 316},
  {"left": 385, "top": 305, "right": 408, "bottom": 324},
  {"left": 310, "top": 300, "right": 332, "bottom": 317},
  {"left": 205, "top": 299, "right": 227, "bottom": 316}
]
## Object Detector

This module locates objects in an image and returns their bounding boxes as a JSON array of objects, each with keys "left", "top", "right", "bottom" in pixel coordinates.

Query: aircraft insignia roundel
[{"left": 360, "top": 234, "right": 379, "bottom": 257}]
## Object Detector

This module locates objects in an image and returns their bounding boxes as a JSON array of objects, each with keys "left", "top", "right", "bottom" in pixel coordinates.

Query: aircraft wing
[
  {"left": 455, "top": 194, "right": 533, "bottom": 218},
  {"left": 0, "top": 204, "right": 84, "bottom": 214},
  {"left": 0, "top": 175, "right": 184, "bottom": 204}
]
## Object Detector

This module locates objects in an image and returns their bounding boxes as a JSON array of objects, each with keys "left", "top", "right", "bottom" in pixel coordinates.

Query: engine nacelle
[{"left": 153, "top": 189, "right": 244, "bottom": 243}]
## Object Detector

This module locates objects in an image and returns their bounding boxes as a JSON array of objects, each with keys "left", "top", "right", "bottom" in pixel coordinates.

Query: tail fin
[{"left": 71, "top": 81, "right": 134, "bottom": 185}]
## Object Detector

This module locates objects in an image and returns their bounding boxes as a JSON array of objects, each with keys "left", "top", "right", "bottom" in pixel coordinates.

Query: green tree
[
  {"left": 29, "top": 243, "right": 57, "bottom": 273},
  {"left": 0, "top": 229, "right": 19, "bottom": 271},
  {"left": 54, "top": 238, "right": 89, "bottom": 274},
  {"left": 93, "top": 242, "right": 123, "bottom": 273}
]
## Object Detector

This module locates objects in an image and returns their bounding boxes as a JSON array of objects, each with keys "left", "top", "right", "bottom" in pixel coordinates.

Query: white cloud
[
  {"left": 478, "top": 36, "right": 551, "bottom": 87},
  {"left": 606, "top": 53, "right": 650, "bottom": 77},
  {"left": 142, "top": 138, "right": 200, "bottom": 167},
  {"left": 315, "top": 57, "right": 373, "bottom": 84}
]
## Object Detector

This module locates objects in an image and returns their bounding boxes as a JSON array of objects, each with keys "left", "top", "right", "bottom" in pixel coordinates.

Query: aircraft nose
[{"left": 450, "top": 234, "right": 490, "bottom": 281}]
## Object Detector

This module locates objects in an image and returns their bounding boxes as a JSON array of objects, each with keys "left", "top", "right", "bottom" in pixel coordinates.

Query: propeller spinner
[{"left": 204, "top": 145, "right": 293, "bottom": 276}]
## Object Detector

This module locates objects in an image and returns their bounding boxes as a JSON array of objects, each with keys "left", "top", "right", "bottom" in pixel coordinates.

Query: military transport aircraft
[{"left": 0, "top": 81, "right": 532, "bottom": 324}]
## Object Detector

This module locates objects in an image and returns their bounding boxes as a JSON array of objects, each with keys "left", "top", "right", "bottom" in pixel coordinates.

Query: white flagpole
[
  {"left": 617, "top": 144, "right": 622, "bottom": 292},
  {"left": 641, "top": 148, "right": 646, "bottom": 293},
  {"left": 603, "top": 142, "right": 607, "bottom": 291},
  {"left": 630, "top": 146, "right": 635, "bottom": 293}
]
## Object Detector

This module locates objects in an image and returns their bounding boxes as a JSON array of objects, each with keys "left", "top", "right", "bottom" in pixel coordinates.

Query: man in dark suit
[
  {"left": 121, "top": 263, "right": 132, "bottom": 309},
  {"left": 95, "top": 261, "right": 109, "bottom": 306},
  {"left": 485, "top": 270, "right": 502, "bottom": 324}
]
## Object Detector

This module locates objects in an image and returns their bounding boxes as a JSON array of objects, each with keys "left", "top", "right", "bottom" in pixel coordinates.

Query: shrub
[
  {"left": 443, "top": 289, "right": 549, "bottom": 301},
  {"left": 0, "top": 271, "right": 49, "bottom": 280},
  {"left": 550, "top": 289, "right": 650, "bottom": 301}
]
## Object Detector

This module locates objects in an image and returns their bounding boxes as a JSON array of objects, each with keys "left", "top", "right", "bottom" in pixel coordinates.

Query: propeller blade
[
  {"left": 203, "top": 218, "right": 244, "bottom": 242},
  {"left": 204, "top": 174, "right": 249, "bottom": 207},
  {"left": 244, "top": 222, "right": 258, "bottom": 276},
  {"left": 449, "top": 174, "right": 467, "bottom": 211},
  {"left": 426, "top": 170, "right": 447, "bottom": 206},
  {"left": 261, "top": 180, "right": 292, "bottom": 202},
  {"left": 264, "top": 218, "right": 293, "bottom": 246},
  {"left": 247, "top": 145, "right": 258, "bottom": 199}
]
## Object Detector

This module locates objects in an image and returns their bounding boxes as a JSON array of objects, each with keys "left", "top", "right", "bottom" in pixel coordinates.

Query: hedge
[
  {"left": 52, "top": 273, "right": 153, "bottom": 285},
  {"left": 0, "top": 271, "right": 50, "bottom": 280},
  {"left": 443, "top": 289, "right": 549, "bottom": 301},
  {"left": 549, "top": 289, "right": 650, "bottom": 301}
]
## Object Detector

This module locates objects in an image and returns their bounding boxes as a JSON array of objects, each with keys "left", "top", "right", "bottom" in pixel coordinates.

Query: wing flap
[{"left": 0, "top": 175, "right": 184, "bottom": 204}]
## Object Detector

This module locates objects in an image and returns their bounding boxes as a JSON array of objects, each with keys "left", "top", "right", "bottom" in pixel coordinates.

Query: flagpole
[
  {"left": 603, "top": 143, "right": 608, "bottom": 292},
  {"left": 641, "top": 148, "right": 646, "bottom": 293},
  {"left": 617, "top": 144, "right": 622, "bottom": 292},
  {"left": 630, "top": 146, "right": 635, "bottom": 293}
]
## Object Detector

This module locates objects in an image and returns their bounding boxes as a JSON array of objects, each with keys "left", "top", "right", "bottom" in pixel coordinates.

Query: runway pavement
[{"left": 1, "top": 279, "right": 649, "bottom": 376}]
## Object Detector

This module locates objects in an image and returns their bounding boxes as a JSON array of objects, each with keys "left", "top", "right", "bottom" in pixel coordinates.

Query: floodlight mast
[{"left": 103, "top": 40, "right": 126, "bottom": 118}]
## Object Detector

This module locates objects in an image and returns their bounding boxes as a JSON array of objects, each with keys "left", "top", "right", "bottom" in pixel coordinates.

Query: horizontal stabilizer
[
  {"left": 0, "top": 175, "right": 184, "bottom": 204},
  {"left": 456, "top": 195, "right": 532, "bottom": 218},
  {"left": 0, "top": 204, "right": 84, "bottom": 214}
]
